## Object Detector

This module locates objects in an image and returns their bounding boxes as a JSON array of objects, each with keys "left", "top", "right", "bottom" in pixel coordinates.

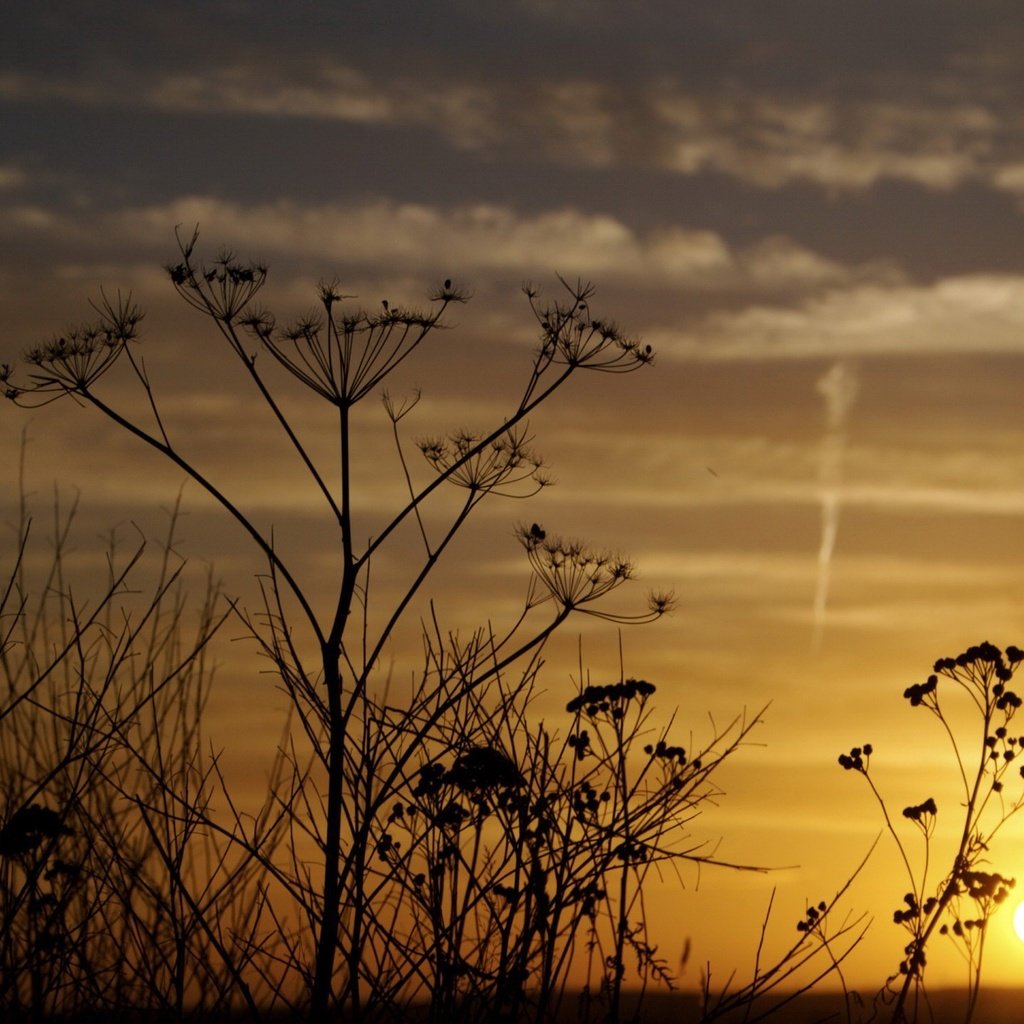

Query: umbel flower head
[
  {"left": 166, "top": 227, "right": 469, "bottom": 406},
  {"left": 566, "top": 678, "right": 657, "bottom": 718},
  {"left": 244, "top": 275, "right": 468, "bottom": 407},
  {"left": 837, "top": 743, "right": 872, "bottom": 772},
  {"left": 419, "top": 426, "right": 549, "bottom": 496},
  {"left": 447, "top": 747, "right": 525, "bottom": 792},
  {"left": 7, "top": 291, "right": 143, "bottom": 403},
  {"left": 168, "top": 242, "right": 267, "bottom": 323},
  {"left": 518, "top": 523, "right": 631, "bottom": 606},
  {"left": 524, "top": 276, "right": 654, "bottom": 373},
  {"left": 913, "top": 641, "right": 1024, "bottom": 720},
  {"left": 902, "top": 797, "right": 938, "bottom": 838},
  {"left": 0, "top": 803, "right": 72, "bottom": 858},
  {"left": 517, "top": 522, "right": 674, "bottom": 621}
]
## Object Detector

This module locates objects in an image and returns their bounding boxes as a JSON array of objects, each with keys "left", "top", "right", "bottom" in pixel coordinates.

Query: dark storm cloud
[
  {"left": 7, "top": 1, "right": 1024, "bottom": 178},
  {"left": 7, "top": 1, "right": 1023, "bottom": 90}
]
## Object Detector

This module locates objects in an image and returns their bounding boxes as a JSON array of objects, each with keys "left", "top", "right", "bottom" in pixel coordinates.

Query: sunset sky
[{"left": 5, "top": 0, "right": 1024, "bottom": 995}]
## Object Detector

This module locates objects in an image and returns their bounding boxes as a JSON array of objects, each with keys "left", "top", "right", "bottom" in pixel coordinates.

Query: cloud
[
  {"left": 147, "top": 65, "right": 393, "bottom": 124},
  {"left": 5, "top": 59, "right": 1022, "bottom": 197},
  {"left": 8, "top": 192, "right": 1023, "bottom": 374},
  {"left": 0, "top": 72, "right": 109, "bottom": 106},
  {"left": 543, "top": 427, "right": 1024, "bottom": 522},
  {"left": 0, "top": 165, "right": 25, "bottom": 190},
  {"left": 732, "top": 236, "right": 854, "bottom": 289},
  {"left": 0, "top": 64, "right": 499, "bottom": 151},
  {"left": 652, "top": 274, "right": 1024, "bottom": 360},
  {"left": 649, "top": 548, "right": 1024, "bottom": 600},
  {"left": 655, "top": 94, "right": 1000, "bottom": 192},
  {"left": 2, "top": 193, "right": 860, "bottom": 293}
]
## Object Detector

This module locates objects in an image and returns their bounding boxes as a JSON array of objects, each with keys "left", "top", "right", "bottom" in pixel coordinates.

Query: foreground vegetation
[{"left": 1, "top": 235, "right": 1020, "bottom": 1022}]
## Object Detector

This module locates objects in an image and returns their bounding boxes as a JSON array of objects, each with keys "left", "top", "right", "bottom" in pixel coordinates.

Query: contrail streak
[{"left": 813, "top": 361, "right": 859, "bottom": 650}]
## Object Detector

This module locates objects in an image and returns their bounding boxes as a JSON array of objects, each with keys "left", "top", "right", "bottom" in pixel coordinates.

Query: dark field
[
  {"left": 11, "top": 989, "right": 1022, "bottom": 1024},
  {"left": 627, "top": 988, "right": 1024, "bottom": 1023}
]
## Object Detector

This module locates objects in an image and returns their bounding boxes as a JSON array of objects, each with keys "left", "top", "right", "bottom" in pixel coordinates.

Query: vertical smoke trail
[{"left": 812, "top": 361, "right": 859, "bottom": 650}]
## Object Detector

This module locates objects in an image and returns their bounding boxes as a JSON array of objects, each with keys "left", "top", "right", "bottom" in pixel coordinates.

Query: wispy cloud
[
  {"left": 653, "top": 93, "right": 998, "bottom": 191},
  {"left": 653, "top": 274, "right": 1024, "bottom": 360},
  {"left": 0, "top": 164, "right": 25, "bottom": 190},
  {"left": 147, "top": 65, "right": 394, "bottom": 123},
  {"left": 5, "top": 59, "right": 1024, "bottom": 197},
  {"left": 543, "top": 429, "right": 1024, "bottom": 519},
  {"left": 0, "top": 194, "right": 864, "bottom": 292}
]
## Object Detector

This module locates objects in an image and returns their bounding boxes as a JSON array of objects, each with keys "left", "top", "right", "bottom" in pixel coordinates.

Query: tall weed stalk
[{"left": 3, "top": 230, "right": 863, "bottom": 1021}]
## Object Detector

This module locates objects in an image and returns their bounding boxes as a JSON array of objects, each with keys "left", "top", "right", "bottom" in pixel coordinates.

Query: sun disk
[{"left": 1013, "top": 900, "right": 1024, "bottom": 943}]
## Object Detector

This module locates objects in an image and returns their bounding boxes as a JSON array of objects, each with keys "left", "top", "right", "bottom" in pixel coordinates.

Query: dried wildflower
[
  {"left": 902, "top": 797, "right": 937, "bottom": 822},
  {"left": 239, "top": 305, "right": 275, "bottom": 338},
  {"left": 519, "top": 527, "right": 633, "bottom": 609},
  {"left": 447, "top": 746, "right": 524, "bottom": 792},
  {"left": 434, "top": 801, "right": 470, "bottom": 830},
  {"left": 412, "top": 761, "right": 448, "bottom": 798},
  {"left": 893, "top": 892, "right": 921, "bottom": 926},
  {"left": 612, "top": 839, "right": 649, "bottom": 864},
  {"left": 572, "top": 781, "right": 605, "bottom": 819},
  {"left": 11, "top": 291, "right": 143, "bottom": 401},
  {"left": 903, "top": 675, "right": 938, "bottom": 707},
  {"left": 645, "top": 739, "right": 687, "bottom": 765},
  {"left": 316, "top": 277, "right": 353, "bottom": 311},
  {"left": 996, "top": 689, "right": 1022, "bottom": 710},
  {"left": 845, "top": 643, "right": 1024, "bottom": 1016},
  {"left": 566, "top": 729, "right": 592, "bottom": 760},
  {"left": 427, "top": 277, "right": 471, "bottom": 304},
  {"left": 0, "top": 804, "right": 72, "bottom": 858},
  {"left": 516, "top": 527, "right": 670, "bottom": 623},
  {"left": 275, "top": 305, "right": 422, "bottom": 401},
  {"left": 525, "top": 276, "right": 654, "bottom": 373},
  {"left": 253, "top": 274, "right": 458, "bottom": 405},
  {"left": 930, "top": 642, "right": 1023, "bottom": 711},
  {"left": 902, "top": 798, "right": 938, "bottom": 838},
  {"left": 796, "top": 900, "right": 829, "bottom": 933},
  {"left": 167, "top": 241, "right": 267, "bottom": 323},
  {"left": 566, "top": 679, "right": 656, "bottom": 717},
  {"left": 837, "top": 744, "right": 872, "bottom": 772},
  {"left": 647, "top": 590, "right": 676, "bottom": 615},
  {"left": 961, "top": 869, "right": 1015, "bottom": 903},
  {"left": 419, "top": 426, "right": 548, "bottom": 495}
]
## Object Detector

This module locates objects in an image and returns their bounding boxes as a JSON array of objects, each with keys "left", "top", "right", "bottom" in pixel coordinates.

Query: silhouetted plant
[
  {"left": 0, "top": 484, "right": 285, "bottom": 1021},
  {"left": 566, "top": 679, "right": 759, "bottom": 1024},
  {"left": 4, "top": 230, "right": 677, "bottom": 1021},
  {"left": 696, "top": 860, "right": 871, "bottom": 1024},
  {"left": 363, "top": 653, "right": 768, "bottom": 1024},
  {"left": 3, "top": 229, "right": 856, "bottom": 1023},
  {"left": 838, "top": 641, "right": 1024, "bottom": 1023}
]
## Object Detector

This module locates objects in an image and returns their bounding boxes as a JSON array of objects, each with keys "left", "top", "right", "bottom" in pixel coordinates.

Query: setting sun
[{"left": 1014, "top": 900, "right": 1024, "bottom": 943}]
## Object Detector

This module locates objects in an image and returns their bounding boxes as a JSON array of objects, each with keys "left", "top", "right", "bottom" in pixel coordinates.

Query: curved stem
[
  {"left": 356, "top": 364, "right": 575, "bottom": 572},
  {"left": 80, "top": 389, "right": 323, "bottom": 645}
]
